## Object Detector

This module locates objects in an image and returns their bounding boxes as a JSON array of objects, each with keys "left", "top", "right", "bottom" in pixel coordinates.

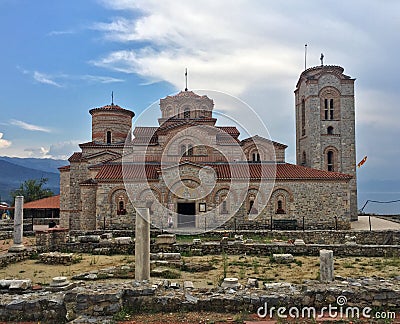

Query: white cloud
[
  {"left": 10, "top": 119, "right": 52, "bottom": 133},
  {"left": 24, "top": 147, "right": 49, "bottom": 158},
  {"left": 0, "top": 133, "right": 11, "bottom": 149},
  {"left": 47, "top": 140, "right": 81, "bottom": 159},
  {"left": 47, "top": 29, "right": 75, "bottom": 36},
  {"left": 18, "top": 67, "right": 124, "bottom": 86},
  {"left": 91, "top": 0, "right": 386, "bottom": 96},
  {"left": 80, "top": 74, "right": 124, "bottom": 84},
  {"left": 33, "top": 71, "right": 62, "bottom": 87}
]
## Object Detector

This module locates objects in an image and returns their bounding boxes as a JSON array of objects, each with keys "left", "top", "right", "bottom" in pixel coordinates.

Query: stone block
[
  {"left": 78, "top": 235, "right": 101, "bottom": 243},
  {"left": 294, "top": 239, "right": 306, "bottom": 245},
  {"left": 184, "top": 281, "right": 194, "bottom": 289},
  {"left": 155, "top": 234, "right": 176, "bottom": 245},
  {"left": 114, "top": 237, "right": 133, "bottom": 244},
  {"left": 221, "top": 277, "right": 240, "bottom": 289},
  {"left": 272, "top": 253, "right": 294, "bottom": 263},
  {"left": 9, "top": 279, "right": 32, "bottom": 290},
  {"left": 193, "top": 238, "right": 202, "bottom": 245}
]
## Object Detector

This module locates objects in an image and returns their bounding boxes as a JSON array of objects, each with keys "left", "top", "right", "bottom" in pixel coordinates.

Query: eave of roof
[{"left": 23, "top": 195, "right": 60, "bottom": 209}]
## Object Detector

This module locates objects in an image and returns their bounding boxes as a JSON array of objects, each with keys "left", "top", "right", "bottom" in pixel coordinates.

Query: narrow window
[
  {"left": 327, "top": 126, "right": 334, "bottom": 135},
  {"left": 184, "top": 107, "right": 190, "bottom": 119},
  {"left": 276, "top": 200, "right": 285, "bottom": 214},
  {"left": 301, "top": 99, "right": 306, "bottom": 136},
  {"left": 327, "top": 150, "right": 334, "bottom": 171},
  {"left": 330, "top": 99, "right": 334, "bottom": 119},
  {"left": 252, "top": 152, "right": 260, "bottom": 162},
  {"left": 106, "top": 131, "right": 112, "bottom": 144},
  {"left": 248, "top": 200, "right": 254, "bottom": 214},
  {"left": 119, "top": 201, "right": 124, "bottom": 211},
  {"left": 187, "top": 144, "right": 193, "bottom": 156},
  {"left": 221, "top": 200, "right": 228, "bottom": 214},
  {"left": 181, "top": 145, "right": 187, "bottom": 156},
  {"left": 302, "top": 151, "right": 306, "bottom": 166},
  {"left": 324, "top": 99, "right": 329, "bottom": 120}
]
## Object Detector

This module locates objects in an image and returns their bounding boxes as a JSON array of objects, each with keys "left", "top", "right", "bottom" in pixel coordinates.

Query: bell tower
[{"left": 294, "top": 65, "right": 358, "bottom": 220}]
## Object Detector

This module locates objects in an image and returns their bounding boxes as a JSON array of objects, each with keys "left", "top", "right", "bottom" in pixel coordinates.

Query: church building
[{"left": 59, "top": 64, "right": 357, "bottom": 232}]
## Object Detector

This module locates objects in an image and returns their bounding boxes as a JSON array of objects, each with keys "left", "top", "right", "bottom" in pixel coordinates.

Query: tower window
[
  {"left": 324, "top": 98, "right": 334, "bottom": 120},
  {"left": 324, "top": 99, "right": 329, "bottom": 120},
  {"left": 301, "top": 99, "right": 306, "bottom": 136},
  {"left": 327, "top": 150, "right": 334, "bottom": 171},
  {"left": 327, "top": 126, "right": 334, "bottom": 135},
  {"left": 302, "top": 151, "right": 306, "bottom": 166},
  {"left": 106, "top": 131, "right": 112, "bottom": 144}
]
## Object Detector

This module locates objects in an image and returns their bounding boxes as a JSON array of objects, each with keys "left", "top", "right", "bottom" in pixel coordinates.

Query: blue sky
[{"left": 0, "top": 0, "right": 400, "bottom": 212}]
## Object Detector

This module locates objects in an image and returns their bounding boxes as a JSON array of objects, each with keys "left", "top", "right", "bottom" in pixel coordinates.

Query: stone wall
[
  {"left": 0, "top": 249, "right": 37, "bottom": 269},
  {"left": 0, "top": 278, "right": 399, "bottom": 322},
  {"left": 68, "top": 229, "right": 400, "bottom": 245}
]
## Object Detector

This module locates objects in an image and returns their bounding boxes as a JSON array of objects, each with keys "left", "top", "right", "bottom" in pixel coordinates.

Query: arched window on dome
[
  {"left": 184, "top": 107, "right": 190, "bottom": 119},
  {"left": 187, "top": 144, "right": 193, "bottom": 156},
  {"left": 181, "top": 145, "right": 187, "bottom": 156},
  {"left": 106, "top": 131, "right": 112, "bottom": 144},
  {"left": 252, "top": 152, "right": 260, "bottom": 162}
]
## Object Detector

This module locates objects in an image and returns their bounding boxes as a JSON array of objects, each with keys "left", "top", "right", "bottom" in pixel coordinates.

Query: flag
[{"left": 357, "top": 156, "right": 367, "bottom": 168}]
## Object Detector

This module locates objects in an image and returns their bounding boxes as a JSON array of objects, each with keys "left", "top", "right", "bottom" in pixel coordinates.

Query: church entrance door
[{"left": 177, "top": 202, "right": 196, "bottom": 228}]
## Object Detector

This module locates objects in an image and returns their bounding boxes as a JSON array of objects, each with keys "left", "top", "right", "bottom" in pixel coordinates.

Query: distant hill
[{"left": 0, "top": 157, "right": 66, "bottom": 203}]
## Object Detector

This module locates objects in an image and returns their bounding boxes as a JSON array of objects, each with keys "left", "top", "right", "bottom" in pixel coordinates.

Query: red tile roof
[
  {"left": 95, "top": 162, "right": 351, "bottom": 181},
  {"left": 240, "top": 135, "right": 288, "bottom": 148},
  {"left": 89, "top": 104, "right": 135, "bottom": 118},
  {"left": 95, "top": 164, "right": 160, "bottom": 181},
  {"left": 68, "top": 152, "right": 84, "bottom": 162},
  {"left": 217, "top": 127, "right": 240, "bottom": 136},
  {"left": 79, "top": 141, "right": 126, "bottom": 149},
  {"left": 58, "top": 165, "right": 70, "bottom": 172},
  {"left": 23, "top": 195, "right": 60, "bottom": 209}
]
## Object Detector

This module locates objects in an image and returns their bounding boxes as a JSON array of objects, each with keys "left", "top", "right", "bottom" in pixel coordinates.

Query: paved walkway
[{"left": 351, "top": 215, "right": 400, "bottom": 231}]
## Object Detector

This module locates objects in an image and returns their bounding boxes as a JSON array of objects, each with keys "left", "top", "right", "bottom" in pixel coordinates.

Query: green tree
[{"left": 11, "top": 177, "right": 53, "bottom": 204}]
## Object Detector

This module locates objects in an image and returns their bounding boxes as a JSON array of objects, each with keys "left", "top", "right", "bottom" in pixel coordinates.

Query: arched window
[
  {"left": 119, "top": 200, "right": 124, "bottom": 211},
  {"left": 301, "top": 151, "right": 306, "bottom": 166},
  {"left": 252, "top": 152, "right": 260, "bottom": 162},
  {"left": 184, "top": 107, "right": 190, "bottom": 119},
  {"left": 220, "top": 199, "right": 228, "bottom": 214},
  {"left": 327, "top": 126, "right": 334, "bottom": 135},
  {"left": 327, "top": 150, "right": 334, "bottom": 171},
  {"left": 106, "top": 131, "right": 112, "bottom": 144},
  {"left": 181, "top": 145, "right": 187, "bottom": 156},
  {"left": 324, "top": 98, "right": 335, "bottom": 120},
  {"left": 187, "top": 144, "right": 193, "bottom": 156},
  {"left": 276, "top": 200, "right": 285, "bottom": 214},
  {"left": 301, "top": 99, "right": 306, "bottom": 136}
]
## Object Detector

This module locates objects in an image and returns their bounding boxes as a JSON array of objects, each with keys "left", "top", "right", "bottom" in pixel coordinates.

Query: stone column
[
  {"left": 135, "top": 207, "right": 150, "bottom": 281},
  {"left": 320, "top": 249, "right": 334, "bottom": 282},
  {"left": 9, "top": 196, "right": 26, "bottom": 252}
]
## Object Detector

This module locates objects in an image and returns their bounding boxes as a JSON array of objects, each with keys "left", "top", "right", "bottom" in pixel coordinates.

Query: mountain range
[{"left": 0, "top": 157, "right": 66, "bottom": 203}]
